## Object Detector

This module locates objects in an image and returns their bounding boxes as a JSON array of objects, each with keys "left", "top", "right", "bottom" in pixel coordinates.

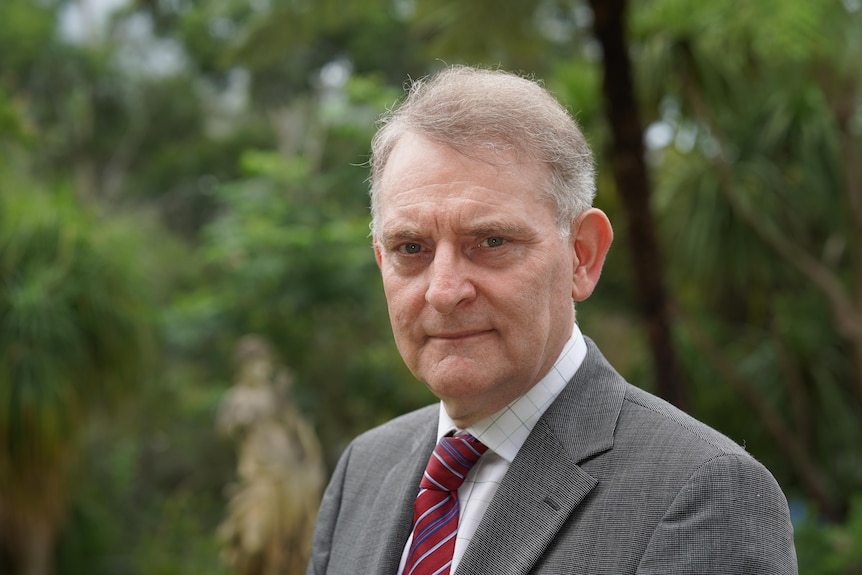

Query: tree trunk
[
  {"left": 21, "top": 520, "right": 54, "bottom": 575},
  {"left": 0, "top": 514, "right": 56, "bottom": 575},
  {"left": 587, "top": 0, "right": 687, "bottom": 408}
]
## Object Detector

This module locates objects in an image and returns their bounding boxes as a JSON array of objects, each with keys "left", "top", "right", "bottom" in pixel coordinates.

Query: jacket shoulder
[
  {"left": 621, "top": 383, "right": 748, "bottom": 457},
  {"left": 346, "top": 403, "right": 438, "bottom": 454}
]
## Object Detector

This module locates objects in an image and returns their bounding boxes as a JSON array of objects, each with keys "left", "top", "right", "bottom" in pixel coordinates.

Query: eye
[
  {"left": 399, "top": 242, "right": 423, "bottom": 254},
  {"left": 479, "top": 237, "right": 506, "bottom": 248}
]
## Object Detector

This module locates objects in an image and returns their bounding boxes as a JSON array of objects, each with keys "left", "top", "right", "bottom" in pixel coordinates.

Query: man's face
[{"left": 373, "top": 133, "right": 579, "bottom": 426}]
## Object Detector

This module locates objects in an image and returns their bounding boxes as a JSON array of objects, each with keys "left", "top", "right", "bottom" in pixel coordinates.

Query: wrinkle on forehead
[
  {"left": 376, "top": 192, "right": 549, "bottom": 244},
  {"left": 378, "top": 132, "right": 546, "bottom": 192},
  {"left": 374, "top": 133, "right": 555, "bottom": 238}
]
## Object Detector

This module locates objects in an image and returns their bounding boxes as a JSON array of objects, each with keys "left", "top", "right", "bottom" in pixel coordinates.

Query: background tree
[
  {"left": 634, "top": 0, "right": 862, "bottom": 521},
  {"left": 0, "top": 191, "right": 154, "bottom": 575},
  {"left": 588, "top": 0, "right": 685, "bottom": 408}
]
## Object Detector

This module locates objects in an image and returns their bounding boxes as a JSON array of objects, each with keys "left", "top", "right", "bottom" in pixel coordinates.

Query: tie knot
[{"left": 421, "top": 434, "right": 488, "bottom": 492}]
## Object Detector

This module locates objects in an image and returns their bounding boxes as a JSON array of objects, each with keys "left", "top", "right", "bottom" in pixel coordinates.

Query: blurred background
[{"left": 1, "top": 0, "right": 861, "bottom": 573}]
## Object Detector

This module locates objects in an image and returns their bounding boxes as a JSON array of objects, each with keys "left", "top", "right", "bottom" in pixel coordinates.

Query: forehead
[{"left": 375, "top": 133, "right": 552, "bottom": 224}]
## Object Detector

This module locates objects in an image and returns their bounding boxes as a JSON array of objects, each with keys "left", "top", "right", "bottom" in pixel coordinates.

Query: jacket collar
[
  {"left": 366, "top": 412, "right": 437, "bottom": 574},
  {"left": 456, "top": 338, "right": 626, "bottom": 575}
]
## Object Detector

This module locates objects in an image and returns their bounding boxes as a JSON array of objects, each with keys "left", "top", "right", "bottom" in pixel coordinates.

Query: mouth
[{"left": 427, "top": 329, "right": 493, "bottom": 342}]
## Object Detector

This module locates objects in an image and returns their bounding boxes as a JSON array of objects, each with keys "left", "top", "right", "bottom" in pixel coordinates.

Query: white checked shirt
[{"left": 398, "top": 323, "right": 587, "bottom": 575}]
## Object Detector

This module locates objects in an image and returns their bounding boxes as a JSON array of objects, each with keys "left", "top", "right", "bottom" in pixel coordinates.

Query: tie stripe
[{"left": 404, "top": 435, "right": 488, "bottom": 575}]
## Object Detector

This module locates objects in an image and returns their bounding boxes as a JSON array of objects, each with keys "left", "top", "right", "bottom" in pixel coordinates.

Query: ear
[
  {"left": 570, "top": 208, "right": 613, "bottom": 301},
  {"left": 373, "top": 236, "right": 384, "bottom": 269}
]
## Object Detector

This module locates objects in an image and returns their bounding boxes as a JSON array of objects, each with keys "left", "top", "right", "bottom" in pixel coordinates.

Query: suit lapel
[
  {"left": 362, "top": 416, "right": 437, "bottom": 574},
  {"left": 456, "top": 339, "right": 626, "bottom": 575},
  {"left": 456, "top": 419, "right": 598, "bottom": 575}
]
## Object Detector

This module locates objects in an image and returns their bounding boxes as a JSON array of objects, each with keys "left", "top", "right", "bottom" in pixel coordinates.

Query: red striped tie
[{"left": 403, "top": 434, "right": 488, "bottom": 575}]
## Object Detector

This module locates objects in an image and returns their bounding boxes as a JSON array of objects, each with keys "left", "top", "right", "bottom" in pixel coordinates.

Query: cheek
[
  {"left": 543, "top": 253, "right": 575, "bottom": 299},
  {"left": 512, "top": 263, "right": 573, "bottom": 326},
  {"left": 525, "top": 258, "right": 569, "bottom": 298},
  {"left": 382, "top": 277, "right": 424, "bottom": 326}
]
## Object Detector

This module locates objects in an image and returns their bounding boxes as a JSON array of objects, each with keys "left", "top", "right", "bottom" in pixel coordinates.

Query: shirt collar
[{"left": 437, "top": 323, "right": 587, "bottom": 462}]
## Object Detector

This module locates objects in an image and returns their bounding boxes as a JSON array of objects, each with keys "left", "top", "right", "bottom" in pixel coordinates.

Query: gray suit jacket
[{"left": 307, "top": 339, "right": 798, "bottom": 574}]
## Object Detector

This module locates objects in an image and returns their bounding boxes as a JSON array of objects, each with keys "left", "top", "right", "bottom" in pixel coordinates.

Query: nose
[{"left": 425, "top": 246, "right": 476, "bottom": 314}]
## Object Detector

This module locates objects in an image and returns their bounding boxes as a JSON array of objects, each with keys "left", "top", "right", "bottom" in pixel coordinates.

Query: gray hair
[{"left": 368, "top": 65, "right": 596, "bottom": 236}]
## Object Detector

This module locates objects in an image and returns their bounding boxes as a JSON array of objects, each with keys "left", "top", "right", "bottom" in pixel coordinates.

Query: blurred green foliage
[
  {"left": 0, "top": 0, "right": 860, "bottom": 573},
  {"left": 795, "top": 497, "right": 862, "bottom": 574}
]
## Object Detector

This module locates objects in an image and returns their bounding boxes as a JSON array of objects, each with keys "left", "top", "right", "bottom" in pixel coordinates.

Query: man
[{"left": 307, "top": 66, "right": 797, "bottom": 574}]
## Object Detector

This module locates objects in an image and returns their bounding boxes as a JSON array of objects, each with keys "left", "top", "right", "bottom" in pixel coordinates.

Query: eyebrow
[
  {"left": 377, "top": 219, "right": 537, "bottom": 245},
  {"left": 375, "top": 228, "right": 423, "bottom": 244},
  {"left": 463, "top": 220, "right": 536, "bottom": 239}
]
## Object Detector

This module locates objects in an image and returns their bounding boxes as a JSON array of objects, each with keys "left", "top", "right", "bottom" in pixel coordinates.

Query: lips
[{"left": 427, "top": 329, "right": 493, "bottom": 341}]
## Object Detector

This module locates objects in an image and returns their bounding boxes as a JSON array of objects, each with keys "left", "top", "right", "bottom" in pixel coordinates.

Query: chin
[
  {"left": 420, "top": 356, "right": 492, "bottom": 386},
  {"left": 424, "top": 371, "right": 509, "bottom": 409}
]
